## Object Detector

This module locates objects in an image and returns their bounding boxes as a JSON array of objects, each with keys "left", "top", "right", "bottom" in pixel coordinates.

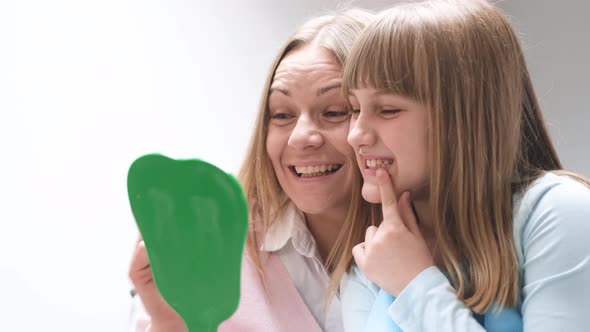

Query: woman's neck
[{"left": 303, "top": 207, "right": 347, "bottom": 264}]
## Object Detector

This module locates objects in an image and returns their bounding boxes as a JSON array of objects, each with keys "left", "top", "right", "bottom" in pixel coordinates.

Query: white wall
[
  {"left": 0, "top": 0, "right": 587, "bottom": 331},
  {"left": 496, "top": 0, "right": 590, "bottom": 174}
]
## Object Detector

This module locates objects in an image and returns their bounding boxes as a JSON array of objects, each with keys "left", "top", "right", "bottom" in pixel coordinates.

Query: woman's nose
[{"left": 288, "top": 115, "right": 324, "bottom": 150}]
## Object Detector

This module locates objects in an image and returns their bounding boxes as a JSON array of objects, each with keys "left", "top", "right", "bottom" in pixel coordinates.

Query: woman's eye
[
  {"left": 271, "top": 113, "right": 292, "bottom": 119},
  {"left": 325, "top": 110, "right": 349, "bottom": 117},
  {"left": 270, "top": 112, "right": 295, "bottom": 125},
  {"left": 324, "top": 109, "right": 350, "bottom": 122},
  {"left": 350, "top": 109, "right": 360, "bottom": 118}
]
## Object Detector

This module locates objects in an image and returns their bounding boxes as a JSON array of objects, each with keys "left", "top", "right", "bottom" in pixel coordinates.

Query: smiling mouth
[
  {"left": 364, "top": 158, "right": 394, "bottom": 169},
  {"left": 289, "top": 164, "right": 343, "bottom": 177}
]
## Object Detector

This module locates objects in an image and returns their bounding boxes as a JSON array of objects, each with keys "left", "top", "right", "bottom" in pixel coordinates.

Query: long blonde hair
[
  {"left": 343, "top": 0, "right": 589, "bottom": 312},
  {"left": 237, "top": 8, "right": 380, "bottom": 299}
]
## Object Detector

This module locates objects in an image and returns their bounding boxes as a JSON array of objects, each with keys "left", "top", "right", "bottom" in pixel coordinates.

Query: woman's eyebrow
[
  {"left": 269, "top": 85, "right": 290, "bottom": 96},
  {"left": 317, "top": 82, "right": 342, "bottom": 96}
]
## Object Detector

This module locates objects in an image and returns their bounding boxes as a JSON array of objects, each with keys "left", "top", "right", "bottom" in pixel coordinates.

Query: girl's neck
[{"left": 411, "top": 198, "right": 444, "bottom": 265}]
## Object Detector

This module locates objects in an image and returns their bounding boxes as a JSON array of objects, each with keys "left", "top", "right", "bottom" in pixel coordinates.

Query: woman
[
  {"left": 340, "top": 1, "right": 590, "bottom": 331},
  {"left": 129, "top": 8, "right": 379, "bottom": 332}
]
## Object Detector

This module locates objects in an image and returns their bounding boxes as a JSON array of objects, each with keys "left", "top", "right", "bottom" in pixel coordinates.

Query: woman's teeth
[
  {"left": 293, "top": 164, "right": 342, "bottom": 177},
  {"left": 365, "top": 159, "right": 393, "bottom": 169}
]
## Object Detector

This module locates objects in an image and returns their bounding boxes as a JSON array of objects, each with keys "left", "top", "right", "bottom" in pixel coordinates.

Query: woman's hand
[
  {"left": 352, "top": 169, "right": 435, "bottom": 297},
  {"left": 129, "top": 238, "right": 187, "bottom": 332}
]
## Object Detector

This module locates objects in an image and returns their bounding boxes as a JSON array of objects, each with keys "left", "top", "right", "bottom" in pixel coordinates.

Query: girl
[{"left": 341, "top": 1, "right": 590, "bottom": 331}]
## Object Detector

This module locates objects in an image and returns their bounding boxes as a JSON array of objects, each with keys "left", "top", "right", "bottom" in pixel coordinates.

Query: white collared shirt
[{"left": 262, "top": 203, "right": 343, "bottom": 332}]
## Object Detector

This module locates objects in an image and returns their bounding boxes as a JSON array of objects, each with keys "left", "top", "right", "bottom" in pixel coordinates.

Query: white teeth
[
  {"left": 365, "top": 159, "right": 393, "bottom": 169},
  {"left": 294, "top": 164, "right": 340, "bottom": 175}
]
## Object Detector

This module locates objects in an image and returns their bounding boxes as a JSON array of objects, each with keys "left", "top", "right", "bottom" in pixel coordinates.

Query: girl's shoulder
[
  {"left": 513, "top": 171, "right": 590, "bottom": 257},
  {"left": 514, "top": 172, "right": 590, "bottom": 223}
]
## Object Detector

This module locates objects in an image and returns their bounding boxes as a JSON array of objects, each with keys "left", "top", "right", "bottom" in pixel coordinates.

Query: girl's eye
[
  {"left": 381, "top": 109, "right": 401, "bottom": 117},
  {"left": 350, "top": 109, "right": 360, "bottom": 118}
]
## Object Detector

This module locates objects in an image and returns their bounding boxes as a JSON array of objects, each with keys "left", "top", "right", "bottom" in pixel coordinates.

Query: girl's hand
[{"left": 352, "top": 169, "right": 435, "bottom": 296}]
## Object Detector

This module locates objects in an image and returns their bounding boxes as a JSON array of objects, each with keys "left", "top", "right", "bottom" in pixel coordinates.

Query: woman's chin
[{"left": 361, "top": 184, "right": 382, "bottom": 204}]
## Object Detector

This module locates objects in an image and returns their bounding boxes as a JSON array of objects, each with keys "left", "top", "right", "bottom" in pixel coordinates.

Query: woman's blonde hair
[
  {"left": 343, "top": 0, "right": 589, "bottom": 312},
  {"left": 237, "top": 8, "right": 380, "bottom": 300}
]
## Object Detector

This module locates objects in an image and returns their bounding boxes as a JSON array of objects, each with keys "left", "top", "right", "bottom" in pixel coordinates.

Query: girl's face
[
  {"left": 347, "top": 88, "right": 431, "bottom": 203},
  {"left": 266, "top": 45, "right": 355, "bottom": 217}
]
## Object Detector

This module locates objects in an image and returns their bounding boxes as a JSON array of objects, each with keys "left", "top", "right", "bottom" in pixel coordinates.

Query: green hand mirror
[{"left": 127, "top": 154, "right": 248, "bottom": 332}]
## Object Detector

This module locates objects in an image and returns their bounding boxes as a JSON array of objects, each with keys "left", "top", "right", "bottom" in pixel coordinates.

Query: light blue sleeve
[
  {"left": 388, "top": 174, "right": 590, "bottom": 332},
  {"left": 387, "top": 266, "right": 486, "bottom": 331},
  {"left": 514, "top": 175, "right": 590, "bottom": 331},
  {"left": 340, "top": 265, "right": 380, "bottom": 332}
]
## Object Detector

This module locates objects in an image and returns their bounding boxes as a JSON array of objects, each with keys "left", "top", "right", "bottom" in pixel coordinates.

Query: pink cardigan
[
  {"left": 218, "top": 252, "right": 323, "bottom": 332},
  {"left": 135, "top": 253, "right": 322, "bottom": 332}
]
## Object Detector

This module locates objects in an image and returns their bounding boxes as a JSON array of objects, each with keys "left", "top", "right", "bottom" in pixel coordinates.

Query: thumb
[
  {"left": 352, "top": 243, "right": 367, "bottom": 269},
  {"left": 130, "top": 240, "right": 150, "bottom": 272}
]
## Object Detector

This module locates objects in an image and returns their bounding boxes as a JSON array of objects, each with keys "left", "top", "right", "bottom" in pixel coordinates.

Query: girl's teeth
[{"left": 366, "top": 159, "right": 393, "bottom": 169}]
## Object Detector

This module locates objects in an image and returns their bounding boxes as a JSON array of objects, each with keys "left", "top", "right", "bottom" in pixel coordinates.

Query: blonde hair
[
  {"left": 343, "top": 0, "right": 589, "bottom": 312},
  {"left": 237, "top": 8, "right": 379, "bottom": 300}
]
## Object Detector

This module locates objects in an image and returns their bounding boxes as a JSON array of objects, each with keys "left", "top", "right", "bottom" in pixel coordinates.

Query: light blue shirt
[{"left": 341, "top": 172, "right": 590, "bottom": 332}]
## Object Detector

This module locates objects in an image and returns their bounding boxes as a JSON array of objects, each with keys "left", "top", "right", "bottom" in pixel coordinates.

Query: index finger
[{"left": 377, "top": 168, "right": 401, "bottom": 224}]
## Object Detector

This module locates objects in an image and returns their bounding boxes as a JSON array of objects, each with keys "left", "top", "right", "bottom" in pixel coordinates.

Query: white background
[{"left": 1, "top": 0, "right": 588, "bottom": 331}]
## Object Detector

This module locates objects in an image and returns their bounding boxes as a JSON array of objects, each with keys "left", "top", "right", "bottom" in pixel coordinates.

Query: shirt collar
[{"left": 261, "top": 202, "right": 317, "bottom": 257}]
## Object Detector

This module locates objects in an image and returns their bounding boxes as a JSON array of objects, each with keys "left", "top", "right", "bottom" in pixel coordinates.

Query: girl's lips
[
  {"left": 362, "top": 166, "right": 392, "bottom": 177},
  {"left": 359, "top": 156, "right": 394, "bottom": 176}
]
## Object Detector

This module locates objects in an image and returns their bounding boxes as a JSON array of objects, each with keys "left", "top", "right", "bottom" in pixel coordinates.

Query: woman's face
[
  {"left": 266, "top": 45, "right": 355, "bottom": 217},
  {"left": 347, "top": 88, "right": 430, "bottom": 203}
]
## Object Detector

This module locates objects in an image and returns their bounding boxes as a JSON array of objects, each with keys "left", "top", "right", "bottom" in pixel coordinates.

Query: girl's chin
[{"left": 361, "top": 184, "right": 382, "bottom": 204}]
